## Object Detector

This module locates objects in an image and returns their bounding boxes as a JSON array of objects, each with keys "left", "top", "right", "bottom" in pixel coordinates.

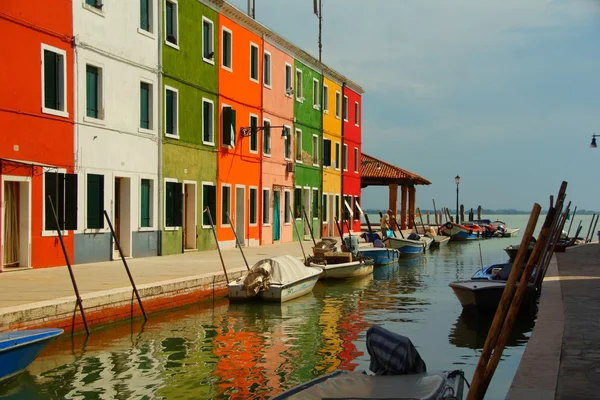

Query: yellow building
[{"left": 321, "top": 76, "right": 343, "bottom": 238}]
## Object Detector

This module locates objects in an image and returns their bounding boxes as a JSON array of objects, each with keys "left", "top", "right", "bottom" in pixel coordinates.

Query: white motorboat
[{"left": 309, "top": 259, "right": 373, "bottom": 279}]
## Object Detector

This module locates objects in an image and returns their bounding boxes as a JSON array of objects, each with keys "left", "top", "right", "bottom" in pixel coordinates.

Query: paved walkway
[
  {"left": 508, "top": 243, "right": 600, "bottom": 400},
  {"left": 0, "top": 240, "right": 312, "bottom": 309}
]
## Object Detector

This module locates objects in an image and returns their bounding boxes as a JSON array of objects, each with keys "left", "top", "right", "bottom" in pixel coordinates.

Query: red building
[
  {"left": 342, "top": 86, "right": 363, "bottom": 233},
  {"left": 0, "top": 2, "right": 75, "bottom": 270}
]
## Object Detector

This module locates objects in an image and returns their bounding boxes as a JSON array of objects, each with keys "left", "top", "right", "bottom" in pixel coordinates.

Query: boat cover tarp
[
  {"left": 242, "top": 256, "right": 314, "bottom": 296},
  {"left": 366, "top": 325, "right": 427, "bottom": 375}
]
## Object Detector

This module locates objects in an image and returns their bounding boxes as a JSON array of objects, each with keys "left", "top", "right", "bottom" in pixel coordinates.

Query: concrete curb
[{"left": 506, "top": 254, "right": 563, "bottom": 400}]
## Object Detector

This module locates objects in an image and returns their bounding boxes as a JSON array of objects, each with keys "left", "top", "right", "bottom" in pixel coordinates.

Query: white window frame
[
  {"left": 164, "top": 85, "right": 179, "bottom": 139},
  {"left": 343, "top": 95, "right": 349, "bottom": 122},
  {"left": 249, "top": 42, "right": 259, "bottom": 83},
  {"left": 284, "top": 63, "right": 293, "bottom": 97},
  {"left": 202, "top": 16, "right": 215, "bottom": 65},
  {"left": 283, "top": 189, "right": 292, "bottom": 225},
  {"left": 83, "top": 61, "right": 105, "bottom": 125},
  {"left": 335, "top": 91, "right": 341, "bottom": 119},
  {"left": 354, "top": 147, "right": 359, "bottom": 174},
  {"left": 221, "top": 26, "right": 233, "bottom": 72},
  {"left": 164, "top": 0, "right": 179, "bottom": 50},
  {"left": 335, "top": 142, "right": 340, "bottom": 171},
  {"left": 283, "top": 125, "right": 292, "bottom": 160},
  {"left": 138, "top": 177, "right": 155, "bottom": 231},
  {"left": 202, "top": 97, "right": 214, "bottom": 146},
  {"left": 249, "top": 185, "right": 259, "bottom": 227},
  {"left": 262, "top": 117, "right": 271, "bottom": 156},
  {"left": 249, "top": 113, "right": 259, "bottom": 154},
  {"left": 295, "top": 128, "right": 303, "bottom": 163},
  {"left": 201, "top": 181, "right": 216, "bottom": 229},
  {"left": 295, "top": 68, "right": 304, "bottom": 102},
  {"left": 220, "top": 183, "right": 232, "bottom": 228},
  {"left": 343, "top": 143, "right": 348, "bottom": 171},
  {"left": 164, "top": 177, "right": 180, "bottom": 231},
  {"left": 312, "top": 78, "right": 320, "bottom": 110},
  {"left": 41, "top": 43, "right": 68, "bottom": 118},
  {"left": 263, "top": 50, "right": 272, "bottom": 89},
  {"left": 138, "top": 0, "right": 154, "bottom": 37},
  {"left": 41, "top": 168, "right": 70, "bottom": 237},
  {"left": 322, "top": 84, "right": 329, "bottom": 114},
  {"left": 262, "top": 187, "right": 271, "bottom": 226},
  {"left": 312, "top": 134, "right": 319, "bottom": 166},
  {"left": 139, "top": 78, "right": 154, "bottom": 134},
  {"left": 354, "top": 101, "right": 360, "bottom": 127}
]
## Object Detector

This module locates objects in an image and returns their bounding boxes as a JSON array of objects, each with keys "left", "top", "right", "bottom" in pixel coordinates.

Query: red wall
[
  {"left": 0, "top": 2, "right": 74, "bottom": 268},
  {"left": 343, "top": 87, "right": 362, "bottom": 232}
]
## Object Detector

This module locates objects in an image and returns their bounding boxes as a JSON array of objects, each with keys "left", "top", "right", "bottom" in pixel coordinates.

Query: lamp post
[
  {"left": 455, "top": 175, "right": 460, "bottom": 224},
  {"left": 591, "top": 134, "right": 598, "bottom": 148}
]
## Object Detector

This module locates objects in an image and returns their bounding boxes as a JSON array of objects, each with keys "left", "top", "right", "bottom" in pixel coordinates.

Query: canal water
[{"left": 1, "top": 214, "right": 595, "bottom": 400}]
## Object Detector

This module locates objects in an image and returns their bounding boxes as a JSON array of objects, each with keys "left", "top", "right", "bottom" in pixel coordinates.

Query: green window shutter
[
  {"left": 172, "top": 183, "right": 183, "bottom": 226},
  {"left": 140, "top": 0, "right": 149, "bottom": 31},
  {"left": 284, "top": 191, "right": 290, "bottom": 223},
  {"left": 87, "top": 174, "right": 104, "bottom": 229},
  {"left": 166, "top": 2, "right": 173, "bottom": 37},
  {"left": 165, "top": 182, "right": 174, "bottom": 227},
  {"left": 249, "top": 189, "right": 256, "bottom": 224},
  {"left": 44, "top": 172, "right": 58, "bottom": 230},
  {"left": 203, "top": 185, "right": 216, "bottom": 226},
  {"left": 140, "top": 82, "right": 150, "bottom": 129},
  {"left": 322, "top": 194, "right": 327, "bottom": 221},
  {"left": 166, "top": 90, "right": 174, "bottom": 134},
  {"left": 294, "top": 188, "right": 301, "bottom": 220},
  {"left": 86, "top": 0, "right": 100, "bottom": 8},
  {"left": 221, "top": 187, "right": 230, "bottom": 225},
  {"left": 86, "top": 65, "right": 98, "bottom": 118},
  {"left": 263, "top": 121, "right": 270, "bottom": 154},
  {"left": 141, "top": 179, "right": 151, "bottom": 227},
  {"left": 43, "top": 50, "right": 58, "bottom": 110},
  {"left": 323, "top": 139, "right": 331, "bottom": 167},
  {"left": 64, "top": 173, "right": 78, "bottom": 230},
  {"left": 203, "top": 21, "right": 211, "bottom": 58},
  {"left": 312, "top": 190, "right": 319, "bottom": 218},
  {"left": 250, "top": 46, "right": 258, "bottom": 80},
  {"left": 222, "top": 31, "right": 231, "bottom": 67},
  {"left": 221, "top": 106, "right": 232, "bottom": 146},
  {"left": 203, "top": 101, "right": 211, "bottom": 142}
]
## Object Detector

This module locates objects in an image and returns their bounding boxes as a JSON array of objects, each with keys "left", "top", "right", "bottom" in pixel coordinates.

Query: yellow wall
[{"left": 322, "top": 77, "right": 342, "bottom": 236}]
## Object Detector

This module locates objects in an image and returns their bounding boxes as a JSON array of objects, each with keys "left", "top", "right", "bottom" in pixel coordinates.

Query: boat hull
[
  {"left": 310, "top": 261, "right": 373, "bottom": 279},
  {"left": 357, "top": 248, "right": 399, "bottom": 265},
  {"left": 449, "top": 280, "right": 536, "bottom": 313},
  {"left": 439, "top": 222, "right": 485, "bottom": 240},
  {"left": 0, "top": 328, "right": 63, "bottom": 384},
  {"left": 385, "top": 237, "right": 425, "bottom": 255},
  {"left": 430, "top": 236, "right": 450, "bottom": 248}
]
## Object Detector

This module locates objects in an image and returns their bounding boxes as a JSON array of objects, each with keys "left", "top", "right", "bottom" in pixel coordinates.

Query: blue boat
[
  {"left": 385, "top": 234, "right": 432, "bottom": 255},
  {"left": 0, "top": 328, "right": 63, "bottom": 384},
  {"left": 357, "top": 247, "right": 400, "bottom": 265},
  {"left": 470, "top": 262, "right": 534, "bottom": 281}
]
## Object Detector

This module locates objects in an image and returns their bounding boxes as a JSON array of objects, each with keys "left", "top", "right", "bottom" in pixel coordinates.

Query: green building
[{"left": 161, "top": 0, "right": 219, "bottom": 254}]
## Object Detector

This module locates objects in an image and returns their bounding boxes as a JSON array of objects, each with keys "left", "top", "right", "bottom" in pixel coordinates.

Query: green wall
[{"left": 162, "top": 0, "right": 218, "bottom": 255}]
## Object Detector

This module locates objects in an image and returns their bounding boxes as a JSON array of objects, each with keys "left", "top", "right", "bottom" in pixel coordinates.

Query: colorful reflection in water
[{"left": 1, "top": 226, "right": 538, "bottom": 400}]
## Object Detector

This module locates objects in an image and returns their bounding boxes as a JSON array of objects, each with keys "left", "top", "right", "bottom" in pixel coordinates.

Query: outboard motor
[{"left": 344, "top": 235, "right": 360, "bottom": 257}]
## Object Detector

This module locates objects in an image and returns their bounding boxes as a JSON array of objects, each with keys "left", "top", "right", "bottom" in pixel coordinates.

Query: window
[
  {"left": 249, "top": 187, "right": 258, "bottom": 225},
  {"left": 294, "top": 188, "right": 302, "bottom": 219},
  {"left": 312, "top": 134, "right": 319, "bottom": 165},
  {"left": 85, "top": 0, "right": 102, "bottom": 10},
  {"left": 86, "top": 174, "right": 104, "bottom": 229},
  {"left": 221, "top": 185, "right": 231, "bottom": 226},
  {"left": 354, "top": 147, "right": 359, "bottom": 173},
  {"left": 343, "top": 95, "right": 348, "bottom": 121},
  {"left": 322, "top": 193, "right": 328, "bottom": 222},
  {"left": 343, "top": 144, "right": 348, "bottom": 171},
  {"left": 250, "top": 43, "right": 259, "bottom": 82},
  {"left": 343, "top": 195, "right": 352, "bottom": 220},
  {"left": 165, "top": 180, "right": 183, "bottom": 227},
  {"left": 140, "top": 81, "right": 152, "bottom": 130},
  {"left": 249, "top": 114, "right": 258, "bottom": 153},
  {"left": 295, "top": 69, "right": 303, "bottom": 100},
  {"left": 202, "top": 183, "right": 217, "bottom": 227},
  {"left": 283, "top": 126, "right": 291, "bottom": 160},
  {"left": 44, "top": 172, "right": 77, "bottom": 231},
  {"left": 285, "top": 64, "right": 292, "bottom": 95},
  {"left": 140, "top": 179, "right": 153, "bottom": 228},
  {"left": 263, "top": 119, "right": 271, "bottom": 155},
  {"left": 202, "top": 98, "right": 214, "bottom": 144},
  {"left": 222, "top": 27, "right": 232, "bottom": 70},
  {"left": 86, "top": 65, "right": 102, "bottom": 119},
  {"left": 262, "top": 189, "right": 270, "bottom": 225},
  {"left": 284, "top": 191, "right": 291, "bottom": 223},
  {"left": 312, "top": 189, "right": 319, "bottom": 218},
  {"left": 335, "top": 92, "right": 341, "bottom": 119},
  {"left": 263, "top": 51, "right": 271, "bottom": 87},
  {"left": 202, "top": 17, "right": 214, "bottom": 63},
  {"left": 295, "top": 129, "right": 302, "bottom": 162},
  {"left": 165, "top": 86, "right": 178, "bottom": 138},
  {"left": 140, "top": 0, "right": 151, "bottom": 32},
  {"left": 354, "top": 197, "right": 361, "bottom": 221},
  {"left": 165, "top": 0, "right": 178, "bottom": 47},
  {"left": 354, "top": 101, "right": 359, "bottom": 126},
  {"left": 322, "top": 138, "right": 331, "bottom": 167},
  {"left": 335, "top": 194, "right": 340, "bottom": 221},
  {"left": 42, "top": 45, "right": 67, "bottom": 116},
  {"left": 221, "top": 105, "right": 236, "bottom": 147},
  {"left": 312, "top": 78, "right": 320, "bottom": 108},
  {"left": 323, "top": 85, "right": 329, "bottom": 113},
  {"left": 335, "top": 142, "right": 340, "bottom": 170}
]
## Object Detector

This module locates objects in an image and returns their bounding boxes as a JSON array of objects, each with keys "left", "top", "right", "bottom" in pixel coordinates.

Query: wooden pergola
[{"left": 361, "top": 153, "right": 431, "bottom": 229}]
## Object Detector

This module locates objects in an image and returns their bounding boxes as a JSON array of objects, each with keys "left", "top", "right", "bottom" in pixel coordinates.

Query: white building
[{"left": 73, "top": 0, "right": 160, "bottom": 263}]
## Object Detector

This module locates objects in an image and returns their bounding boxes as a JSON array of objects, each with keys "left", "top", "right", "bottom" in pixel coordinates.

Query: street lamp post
[{"left": 455, "top": 175, "right": 460, "bottom": 224}]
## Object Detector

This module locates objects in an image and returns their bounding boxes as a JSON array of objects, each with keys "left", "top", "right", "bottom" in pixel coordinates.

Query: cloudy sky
[{"left": 229, "top": 0, "right": 600, "bottom": 211}]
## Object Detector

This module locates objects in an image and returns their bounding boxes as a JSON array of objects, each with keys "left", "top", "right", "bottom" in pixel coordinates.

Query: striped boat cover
[{"left": 366, "top": 325, "right": 427, "bottom": 375}]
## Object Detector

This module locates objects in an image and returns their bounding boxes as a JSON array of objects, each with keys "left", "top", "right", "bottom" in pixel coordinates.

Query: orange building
[{"left": 217, "top": 11, "right": 263, "bottom": 248}]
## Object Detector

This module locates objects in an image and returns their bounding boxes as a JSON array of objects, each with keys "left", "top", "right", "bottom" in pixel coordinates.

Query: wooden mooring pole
[{"left": 204, "top": 207, "right": 229, "bottom": 284}]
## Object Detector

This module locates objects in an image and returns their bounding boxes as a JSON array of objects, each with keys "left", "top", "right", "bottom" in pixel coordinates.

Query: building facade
[
  {"left": 342, "top": 86, "right": 363, "bottom": 233},
  {"left": 0, "top": 2, "right": 75, "bottom": 270}
]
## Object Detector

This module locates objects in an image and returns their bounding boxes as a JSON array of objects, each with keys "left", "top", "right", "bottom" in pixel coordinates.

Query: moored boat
[
  {"left": 227, "top": 256, "right": 322, "bottom": 303},
  {"left": 357, "top": 247, "right": 400, "bottom": 265},
  {"left": 429, "top": 235, "right": 450, "bottom": 248},
  {"left": 309, "top": 258, "right": 374, "bottom": 279},
  {"left": 0, "top": 328, "right": 64, "bottom": 385},
  {"left": 439, "top": 221, "right": 487, "bottom": 240},
  {"left": 385, "top": 234, "right": 432, "bottom": 255},
  {"left": 448, "top": 280, "right": 536, "bottom": 313}
]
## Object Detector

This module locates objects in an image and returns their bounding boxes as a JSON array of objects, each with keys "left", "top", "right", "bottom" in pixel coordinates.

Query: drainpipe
[
  {"left": 341, "top": 81, "right": 346, "bottom": 233},
  {"left": 157, "top": 0, "right": 164, "bottom": 256},
  {"left": 319, "top": 69, "right": 324, "bottom": 239}
]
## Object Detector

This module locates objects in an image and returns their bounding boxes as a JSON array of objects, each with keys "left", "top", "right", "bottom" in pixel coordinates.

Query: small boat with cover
[
  {"left": 385, "top": 233, "right": 432, "bottom": 255},
  {"left": 272, "top": 325, "right": 465, "bottom": 400},
  {"left": 308, "top": 236, "right": 375, "bottom": 279},
  {"left": 227, "top": 256, "right": 322, "bottom": 303}
]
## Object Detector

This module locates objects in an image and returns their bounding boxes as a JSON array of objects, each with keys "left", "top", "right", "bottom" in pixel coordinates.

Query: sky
[{"left": 228, "top": 0, "right": 600, "bottom": 211}]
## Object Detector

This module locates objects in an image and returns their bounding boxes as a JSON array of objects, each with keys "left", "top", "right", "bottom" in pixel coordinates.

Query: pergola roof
[{"left": 361, "top": 153, "right": 431, "bottom": 187}]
